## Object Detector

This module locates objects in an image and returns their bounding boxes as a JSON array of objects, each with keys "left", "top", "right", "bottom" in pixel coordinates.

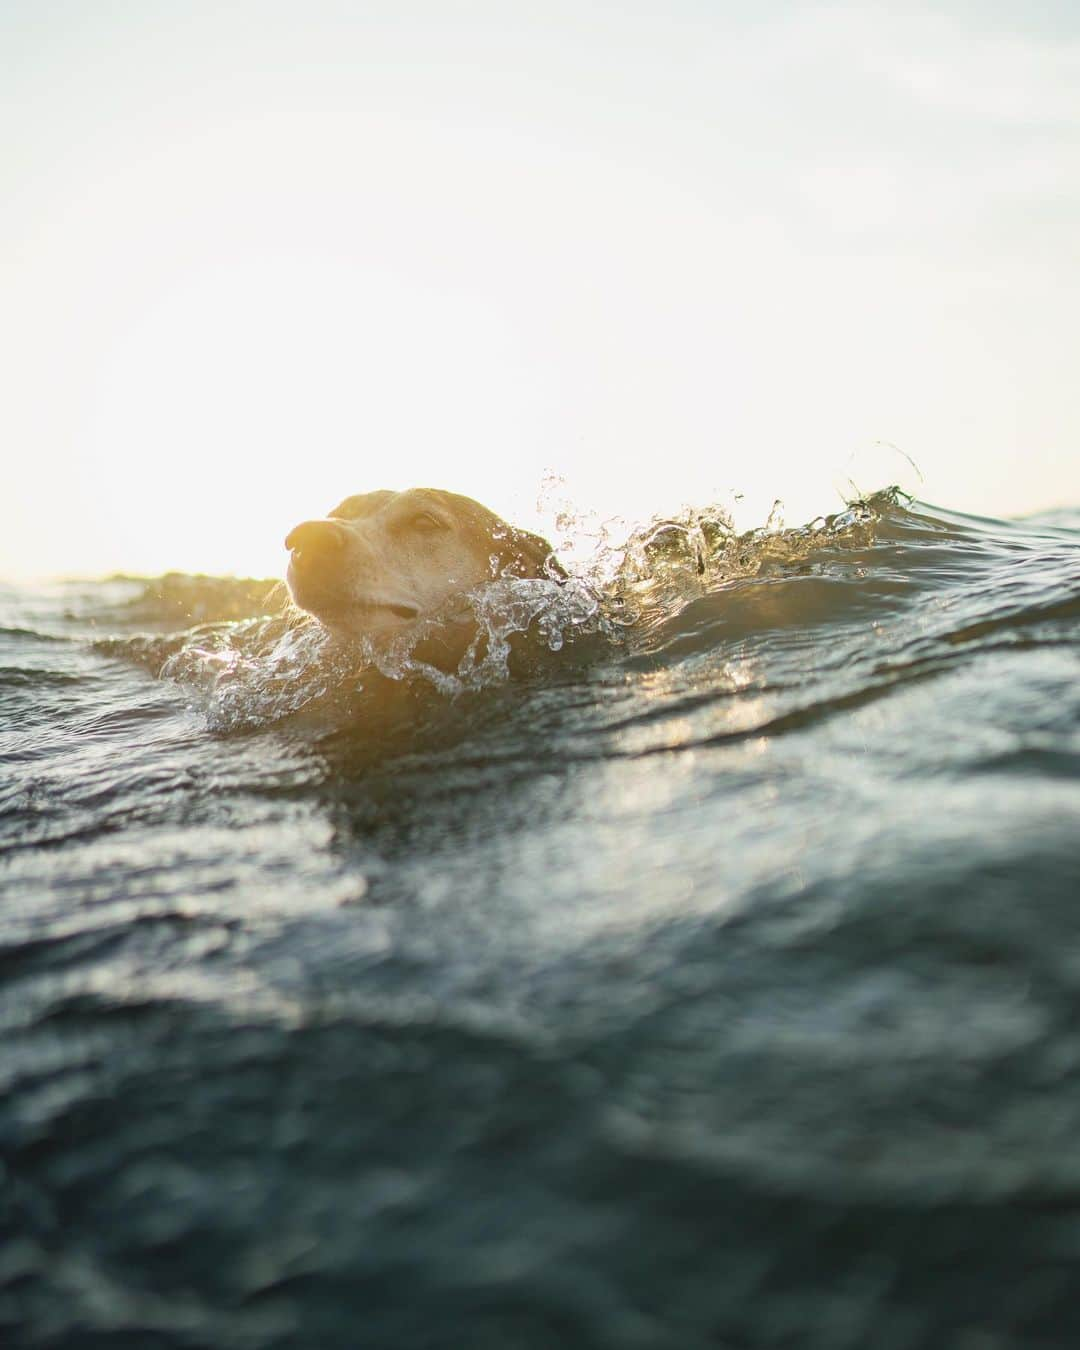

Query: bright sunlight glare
[{"left": 2, "top": 1, "right": 1078, "bottom": 579}]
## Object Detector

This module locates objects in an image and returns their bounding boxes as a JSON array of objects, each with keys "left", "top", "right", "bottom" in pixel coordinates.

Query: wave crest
[{"left": 96, "top": 489, "right": 905, "bottom": 732}]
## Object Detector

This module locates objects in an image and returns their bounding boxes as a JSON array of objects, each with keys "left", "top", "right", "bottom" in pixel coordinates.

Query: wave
[
  {"left": 92, "top": 572, "right": 289, "bottom": 626},
  {"left": 87, "top": 490, "right": 1080, "bottom": 738}
]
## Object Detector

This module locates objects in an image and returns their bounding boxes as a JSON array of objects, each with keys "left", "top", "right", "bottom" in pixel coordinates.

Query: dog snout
[{"left": 285, "top": 519, "right": 349, "bottom": 565}]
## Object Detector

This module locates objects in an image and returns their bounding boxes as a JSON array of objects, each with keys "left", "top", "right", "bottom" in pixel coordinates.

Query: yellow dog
[{"left": 285, "top": 488, "right": 560, "bottom": 639}]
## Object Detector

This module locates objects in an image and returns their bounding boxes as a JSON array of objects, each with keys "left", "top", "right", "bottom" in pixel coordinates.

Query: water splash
[
  {"left": 98, "top": 488, "right": 905, "bottom": 732},
  {"left": 591, "top": 488, "right": 895, "bottom": 632}
]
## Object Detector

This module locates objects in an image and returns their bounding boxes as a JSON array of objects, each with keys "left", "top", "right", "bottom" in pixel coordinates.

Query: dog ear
[{"left": 494, "top": 527, "right": 566, "bottom": 580}]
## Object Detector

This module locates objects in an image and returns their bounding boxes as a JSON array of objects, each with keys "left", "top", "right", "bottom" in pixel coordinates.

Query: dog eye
[{"left": 409, "top": 511, "right": 446, "bottom": 532}]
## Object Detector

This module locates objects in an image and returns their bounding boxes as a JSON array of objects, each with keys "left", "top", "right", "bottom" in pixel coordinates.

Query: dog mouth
[
  {"left": 350, "top": 598, "right": 421, "bottom": 621},
  {"left": 286, "top": 567, "right": 421, "bottom": 626}
]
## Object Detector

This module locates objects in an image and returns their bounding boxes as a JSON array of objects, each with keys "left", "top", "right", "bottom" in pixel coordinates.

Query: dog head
[{"left": 285, "top": 488, "right": 560, "bottom": 636}]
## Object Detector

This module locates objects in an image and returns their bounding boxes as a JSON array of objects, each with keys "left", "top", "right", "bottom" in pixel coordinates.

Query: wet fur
[{"left": 285, "top": 488, "right": 563, "bottom": 674}]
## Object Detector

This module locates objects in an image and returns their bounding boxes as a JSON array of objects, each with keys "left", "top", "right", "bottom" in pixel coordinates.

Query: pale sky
[{"left": 2, "top": 1, "right": 1078, "bottom": 579}]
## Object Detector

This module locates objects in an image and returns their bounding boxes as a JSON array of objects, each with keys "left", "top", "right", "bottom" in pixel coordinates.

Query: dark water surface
[{"left": 3, "top": 497, "right": 1080, "bottom": 1348}]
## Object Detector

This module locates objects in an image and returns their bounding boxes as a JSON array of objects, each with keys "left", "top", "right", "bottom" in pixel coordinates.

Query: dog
[{"left": 285, "top": 489, "right": 561, "bottom": 655}]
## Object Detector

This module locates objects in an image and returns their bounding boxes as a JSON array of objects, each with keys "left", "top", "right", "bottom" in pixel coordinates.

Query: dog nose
[{"left": 284, "top": 519, "right": 348, "bottom": 558}]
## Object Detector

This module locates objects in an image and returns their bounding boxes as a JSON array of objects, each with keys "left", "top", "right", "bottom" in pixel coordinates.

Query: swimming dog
[{"left": 285, "top": 488, "right": 561, "bottom": 652}]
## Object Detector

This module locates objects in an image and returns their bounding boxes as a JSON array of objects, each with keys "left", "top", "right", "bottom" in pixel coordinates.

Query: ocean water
[{"left": 2, "top": 493, "right": 1080, "bottom": 1349}]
